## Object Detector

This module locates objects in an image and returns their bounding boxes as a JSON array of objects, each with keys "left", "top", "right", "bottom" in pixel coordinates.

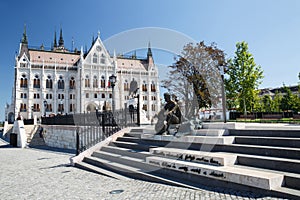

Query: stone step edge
[
  {"left": 83, "top": 156, "right": 200, "bottom": 190},
  {"left": 93, "top": 150, "right": 145, "bottom": 163},
  {"left": 146, "top": 156, "right": 283, "bottom": 190},
  {"left": 76, "top": 161, "right": 130, "bottom": 181},
  {"left": 141, "top": 135, "right": 235, "bottom": 145},
  {"left": 104, "top": 145, "right": 300, "bottom": 167},
  {"left": 142, "top": 128, "right": 229, "bottom": 136},
  {"left": 235, "top": 136, "right": 300, "bottom": 140},
  {"left": 149, "top": 147, "right": 237, "bottom": 166},
  {"left": 100, "top": 145, "right": 151, "bottom": 157}
]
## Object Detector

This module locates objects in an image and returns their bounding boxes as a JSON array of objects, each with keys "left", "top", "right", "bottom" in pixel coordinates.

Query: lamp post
[
  {"left": 109, "top": 74, "right": 117, "bottom": 113},
  {"left": 60, "top": 99, "right": 63, "bottom": 115},
  {"left": 43, "top": 100, "right": 47, "bottom": 117},
  {"left": 220, "top": 65, "right": 227, "bottom": 123},
  {"left": 31, "top": 105, "right": 34, "bottom": 119}
]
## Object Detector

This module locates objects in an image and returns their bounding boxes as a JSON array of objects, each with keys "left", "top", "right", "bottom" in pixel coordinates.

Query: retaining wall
[{"left": 42, "top": 125, "right": 77, "bottom": 150}]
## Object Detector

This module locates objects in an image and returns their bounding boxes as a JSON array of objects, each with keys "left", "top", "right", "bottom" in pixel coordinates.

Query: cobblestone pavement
[{"left": 0, "top": 147, "right": 288, "bottom": 200}]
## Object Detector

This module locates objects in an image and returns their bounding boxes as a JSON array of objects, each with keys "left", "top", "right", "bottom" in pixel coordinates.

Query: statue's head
[{"left": 163, "top": 93, "right": 171, "bottom": 102}]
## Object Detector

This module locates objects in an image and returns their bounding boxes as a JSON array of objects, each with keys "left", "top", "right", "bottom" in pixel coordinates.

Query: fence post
[
  {"left": 76, "top": 127, "right": 80, "bottom": 155},
  {"left": 137, "top": 94, "right": 140, "bottom": 126},
  {"left": 102, "top": 112, "right": 105, "bottom": 134},
  {"left": 124, "top": 106, "right": 127, "bottom": 127}
]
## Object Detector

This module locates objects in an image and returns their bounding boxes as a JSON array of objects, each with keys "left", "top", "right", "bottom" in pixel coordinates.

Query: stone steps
[
  {"left": 232, "top": 164, "right": 300, "bottom": 191},
  {"left": 193, "top": 129, "right": 228, "bottom": 136},
  {"left": 234, "top": 136, "right": 300, "bottom": 148},
  {"left": 75, "top": 127, "right": 300, "bottom": 199},
  {"left": 143, "top": 135, "right": 235, "bottom": 145},
  {"left": 146, "top": 156, "right": 283, "bottom": 190},
  {"left": 116, "top": 135, "right": 300, "bottom": 160},
  {"left": 229, "top": 129, "right": 300, "bottom": 138},
  {"left": 75, "top": 161, "right": 130, "bottom": 180},
  {"left": 25, "top": 125, "right": 38, "bottom": 144},
  {"left": 110, "top": 140, "right": 157, "bottom": 151},
  {"left": 224, "top": 143, "right": 300, "bottom": 160},
  {"left": 83, "top": 146, "right": 282, "bottom": 194},
  {"left": 100, "top": 145, "right": 151, "bottom": 160},
  {"left": 237, "top": 154, "right": 300, "bottom": 174},
  {"left": 149, "top": 147, "right": 237, "bottom": 166},
  {"left": 81, "top": 155, "right": 200, "bottom": 190}
]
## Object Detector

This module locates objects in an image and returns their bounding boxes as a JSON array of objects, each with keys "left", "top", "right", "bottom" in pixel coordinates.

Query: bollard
[{"left": 10, "top": 133, "right": 18, "bottom": 147}]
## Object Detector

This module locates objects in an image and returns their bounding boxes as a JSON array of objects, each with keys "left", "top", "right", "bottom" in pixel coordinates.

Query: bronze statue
[{"left": 155, "top": 93, "right": 182, "bottom": 135}]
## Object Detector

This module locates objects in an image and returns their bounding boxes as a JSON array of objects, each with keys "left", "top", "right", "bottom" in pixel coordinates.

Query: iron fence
[
  {"left": 229, "top": 111, "right": 300, "bottom": 121},
  {"left": 41, "top": 108, "right": 139, "bottom": 155}
]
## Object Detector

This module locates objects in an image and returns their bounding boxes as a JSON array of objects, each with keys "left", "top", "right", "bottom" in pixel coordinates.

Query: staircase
[
  {"left": 25, "top": 125, "right": 46, "bottom": 147},
  {"left": 74, "top": 125, "right": 300, "bottom": 199}
]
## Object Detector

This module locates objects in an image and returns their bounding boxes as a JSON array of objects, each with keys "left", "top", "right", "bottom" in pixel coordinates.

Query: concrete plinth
[
  {"left": 142, "top": 134, "right": 235, "bottom": 145},
  {"left": 202, "top": 122, "right": 245, "bottom": 130},
  {"left": 149, "top": 147, "right": 237, "bottom": 166},
  {"left": 146, "top": 156, "right": 284, "bottom": 190}
]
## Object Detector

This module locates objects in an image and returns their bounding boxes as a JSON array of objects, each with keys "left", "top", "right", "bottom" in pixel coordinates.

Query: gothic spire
[
  {"left": 21, "top": 24, "right": 28, "bottom": 44},
  {"left": 58, "top": 27, "right": 64, "bottom": 47},
  {"left": 92, "top": 34, "right": 95, "bottom": 46},
  {"left": 147, "top": 41, "right": 152, "bottom": 57},
  {"left": 53, "top": 30, "right": 57, "bottom": 48}
]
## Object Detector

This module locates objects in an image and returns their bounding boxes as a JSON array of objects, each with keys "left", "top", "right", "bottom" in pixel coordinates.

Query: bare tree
[{"left": 162, "top": 42, "right": 226, "bottom": 118}]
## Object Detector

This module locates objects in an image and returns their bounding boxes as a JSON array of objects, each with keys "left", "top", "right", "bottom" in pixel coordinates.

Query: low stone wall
[{"left": 41, "top": 125, "right": 77, "bottom": 150}]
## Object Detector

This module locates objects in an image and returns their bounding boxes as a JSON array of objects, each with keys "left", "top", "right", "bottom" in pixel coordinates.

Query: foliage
[
  {"left": 162, "top": 41, "right": 226, "bottom": 117},
  {"left": 261, "top": 95, "right": 273, "bottom": 112},
  {"left": 225, "top": 41, "right": 264, "bottom": 114},
  {"left": 272, "top": 91, "right": 282, "bottom": 112}
]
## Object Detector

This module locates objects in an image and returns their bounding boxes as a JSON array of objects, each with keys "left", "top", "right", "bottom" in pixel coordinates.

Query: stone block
[
  {"left": 144, "top": 135, "right": 235, "bottom": 145},
  {"left": 146, "top": 156, "right": 283, "bottom": 190},
  {"left": 149, "top": 147, "right": 237, "bottom": 166},
  {"left": 202, "top": 122, "right": 245, "bottom": 130}
]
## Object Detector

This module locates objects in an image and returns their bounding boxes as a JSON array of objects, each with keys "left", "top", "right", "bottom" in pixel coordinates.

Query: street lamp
[
  {"left": 109, "top": 74, "right": 117, "bottom": 113},
  {"left": 220, "top": 65, "right": 227, "bottom": 123},
  {"left": 31, "top": 105, "right": 34, "bottom": 119},
  {"left": 43, "top": 100, "right": 47, "bottom": 117},
  {"left": 60, "top": 99, "right": 63, "bottom": 115}
]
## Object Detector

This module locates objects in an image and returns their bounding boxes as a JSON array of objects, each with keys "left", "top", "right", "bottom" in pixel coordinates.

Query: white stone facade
[{"left": 6, "top": 28, "right": 160, "bottom": 122}]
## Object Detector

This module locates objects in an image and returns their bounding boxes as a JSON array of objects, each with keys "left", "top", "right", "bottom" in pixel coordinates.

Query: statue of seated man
[{"left": 155, "top": 93, "right": 182, "bottom": 135}]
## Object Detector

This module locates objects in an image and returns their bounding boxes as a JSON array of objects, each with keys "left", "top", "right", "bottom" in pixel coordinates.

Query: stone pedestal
[{"left": 12, "top": 120, "right": 26, "bottom": 148}]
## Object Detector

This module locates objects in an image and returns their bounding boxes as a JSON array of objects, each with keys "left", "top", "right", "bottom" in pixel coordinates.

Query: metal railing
[{"left": 41, "top": 108, "right": 140, "bottom": 155}]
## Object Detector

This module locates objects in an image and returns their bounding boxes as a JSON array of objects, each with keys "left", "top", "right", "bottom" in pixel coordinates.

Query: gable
[{"left": 84, "top": 37, "right": 113, "bottom": 66}]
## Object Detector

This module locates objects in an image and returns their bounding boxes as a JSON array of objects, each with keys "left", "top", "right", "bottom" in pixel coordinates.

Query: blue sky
[{"left": 0, "top": 0, "right": 299, "bottom": 121}]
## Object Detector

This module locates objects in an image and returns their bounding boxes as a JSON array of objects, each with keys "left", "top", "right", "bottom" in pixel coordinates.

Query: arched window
[
  {"left": 100, "top": 76, "right": 105, "bottom": 88},
  {"left": 57, "top": 76, "right": 64, "bottom": 89},
  {"left": 33, "top": 74, "right": 40, "bottom": 88},
  {"left": 93, "top": 75, "right": 98, "bottom": 88},
  {"left": 142, "top": 104, "right": 147, "bottom": 111},
  {"left": 151, "top": 104, "right": 156, "bottom": 111},
  {"left": 100, "top": 54, "right": 105, "bottom": 64},
  {"left": 142, "top": 81, "right": 147, "bottom": 92},
  {"left": 151, "top": 81, "right": 156, "bottom": 92},
  {"left": 46, "top": 75, "right": 53, "bottom": 89},
  {"left": 20, "top": 74, "right": 28, "bottom": 88},
  {"left": 93, "top": 53, "right": 98, "bottom": 63},
  {"left": 85, "top": 75, "right": 90, "bottom": 88},
  {"left": 20, "top": 103, "right": 27, "bottom": 112},
  {"left": 69, "top": 77, "right": 75, "bottom": 89},
  {"left": 124, "top": 80, "right": 129, "bottom": 91}
]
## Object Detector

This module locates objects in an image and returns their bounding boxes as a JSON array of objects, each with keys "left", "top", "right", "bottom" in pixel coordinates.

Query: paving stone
[{"left": 0, "top": 148, "right": 287, "bottom": 200}]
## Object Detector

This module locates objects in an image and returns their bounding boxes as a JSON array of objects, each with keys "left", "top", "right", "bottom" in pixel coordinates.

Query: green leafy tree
[
  {"left": 261, "top": 95, "right": 273, "bottom": 112},
  {"left": 225, "top": 41, "right": 264, "bottom": 115},
  {"left": 280, "top": 86, "right": 294, "bottom": 111},
  {"left": 273, "top": 91, "right": 282, "bottom": 112}
]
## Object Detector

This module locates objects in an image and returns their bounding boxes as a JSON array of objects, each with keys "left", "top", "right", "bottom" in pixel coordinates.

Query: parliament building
[{"left": 5, "top": 27, "right": 161, "bottom": 122}]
